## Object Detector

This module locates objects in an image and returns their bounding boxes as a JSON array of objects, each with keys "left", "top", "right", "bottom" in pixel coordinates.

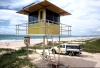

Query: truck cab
[{"left": 51, "top": 44, "right": 83, "bottom": 56}]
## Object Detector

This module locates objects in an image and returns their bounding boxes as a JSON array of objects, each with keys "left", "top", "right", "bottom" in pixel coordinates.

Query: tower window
[
  {"left": 46, "top": 9, "right": 60, "bottom": 24},
  {"left": 29, "top": 11, "right": 38, "bottom": 24}
]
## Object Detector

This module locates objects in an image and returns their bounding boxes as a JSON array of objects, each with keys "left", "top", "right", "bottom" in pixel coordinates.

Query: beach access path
[{"left": 35, "top": 49, "right": 100, "bottom": 68}]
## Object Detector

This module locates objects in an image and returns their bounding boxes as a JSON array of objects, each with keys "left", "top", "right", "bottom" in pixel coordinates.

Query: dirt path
[{"left": 33, "top": 49, "right": 100, "bottom": 68}]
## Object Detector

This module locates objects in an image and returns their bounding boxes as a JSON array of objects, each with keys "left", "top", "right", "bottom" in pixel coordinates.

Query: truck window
[
  {"left": 66, "top": 46, "right": 73, "bottom": 49},
  {"left": 66, "top": 45, "right": 80, "bottom": 49},
  {"left": 73, "top": 46, "right": 79, "bottom": 49}
]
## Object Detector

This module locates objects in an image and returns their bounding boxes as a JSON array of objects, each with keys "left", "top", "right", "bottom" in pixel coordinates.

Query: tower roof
[{"left": 17, "top": 0, "right": 71, "bottom": 16}]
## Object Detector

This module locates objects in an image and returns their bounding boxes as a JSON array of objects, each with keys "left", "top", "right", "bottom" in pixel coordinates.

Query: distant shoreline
[
  {"left": 0, "top": 37, "right": 95, "bottom": 42},
  {"left": 0, "top": 35, "right": 99, "bottom": 42}
]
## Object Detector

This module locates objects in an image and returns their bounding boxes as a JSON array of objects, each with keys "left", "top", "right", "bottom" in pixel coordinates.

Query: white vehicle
[{"left": 51, "top": 44, "right": 83, "bottom": 56}]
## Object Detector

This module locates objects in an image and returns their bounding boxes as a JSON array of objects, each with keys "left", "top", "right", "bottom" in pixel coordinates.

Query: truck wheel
[
  {"left": 69, "top": 52, "right": 73, "bottom": 56},
  {"left": 52, "top": 49, "right": 56, "bottom": 54},
  {"left": 77, "top": 53, "right": 80, "bottom": 56}
]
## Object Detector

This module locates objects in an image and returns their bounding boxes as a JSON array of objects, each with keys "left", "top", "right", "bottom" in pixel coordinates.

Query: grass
[
  {"left": 31, "top": 41, "right": 61, "bottom": 49},
  {"left": 0, "top": 47, "right": 36, "bottom": 68},
  {"left": 83, "top": 38, "right": 100, "bottom": 53},
  {"left": 0, "top": 48, "right": 15, "bottom": 52}
]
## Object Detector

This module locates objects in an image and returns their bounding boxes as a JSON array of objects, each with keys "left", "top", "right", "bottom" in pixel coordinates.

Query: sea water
[{"left": 0, "top": 34, "right": 99, "bottom": 42}]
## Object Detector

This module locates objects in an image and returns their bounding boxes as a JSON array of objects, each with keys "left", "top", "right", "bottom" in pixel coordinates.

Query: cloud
[
  {"left": 0, "top": 0, "right": 38, "bottom": 34},
  {"left": 0, "top": 9, "right": 28, "bottom": 34},
  {"left": 0, "top": 26, "right": 15, "bottom": 34},
  {"left": 96, "top": 29, "right": 100, "bottom": 32},
  {"left": 0, "top": 0, "right": 100, "bottom": 35},
  {"left": 9, "top": 0, "right": 36, "bottom": 9},
  {"left": 88, "top": 26, "right": 100, "bottom": 35},
  {"left": 59, "top": 0, "right": 100, "bottom": 35},
  {"left": 0, "top": 0, "right": 39, "bottom": 10},
  {"left": 0, "top": 9, "right": 28, "bottom": 25}
]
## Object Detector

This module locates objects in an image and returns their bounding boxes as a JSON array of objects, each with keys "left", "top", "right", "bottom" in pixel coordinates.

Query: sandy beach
[
  {"left": 0, "top": 37, "right": 100, "bottom": 68},
  {"left": 0, "top": 39, "right": 43, "bottom": 50},
  {"left": 0, "top": 37, "right": 94, "bottom": 49}
]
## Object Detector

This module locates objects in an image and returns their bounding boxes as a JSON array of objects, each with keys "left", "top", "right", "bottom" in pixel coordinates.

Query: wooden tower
[
  {"left": 17, "top": 0, "right": 71, "bottom": 35},
  {"left": 16, "top": 1, "right": 72, "bottom": 67}
]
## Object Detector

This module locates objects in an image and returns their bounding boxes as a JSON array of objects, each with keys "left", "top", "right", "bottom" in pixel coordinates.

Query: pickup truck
[{"left": 51, "top": 44, "right": 83, "bottom": 56}]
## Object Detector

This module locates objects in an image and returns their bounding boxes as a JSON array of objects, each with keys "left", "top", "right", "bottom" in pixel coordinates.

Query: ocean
[
  {"left": 0, "top": 34, "right": 43, "bottom": 42},
  {"left": 0, "top": 34, "right": 99, "bottom": 42}
]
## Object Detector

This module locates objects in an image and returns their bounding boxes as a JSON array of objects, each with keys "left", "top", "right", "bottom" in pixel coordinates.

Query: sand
[
  {"left": 32, "top": 49, "right": 100, "bottom": 68},
  {"left": 0, "top": 37, "right": 93, "bottom": 49},
  {"left": 0, "top": 39, "right": 43, "bottom": 50},
  {"left": 0, "top": 37, "right": 100, "bottom": 68}
]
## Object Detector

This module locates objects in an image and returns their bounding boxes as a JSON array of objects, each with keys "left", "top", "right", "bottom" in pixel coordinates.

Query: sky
[{"left": 0, "top": 0, "right": 100, "bottom": 36}]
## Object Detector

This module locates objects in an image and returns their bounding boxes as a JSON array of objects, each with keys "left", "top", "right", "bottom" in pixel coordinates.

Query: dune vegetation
[
  {"left": 83, "top": 38, "right": 100, "bottom": 53},
  {"left": 0, "top": 47, "right": 36, "bottom": 68}
]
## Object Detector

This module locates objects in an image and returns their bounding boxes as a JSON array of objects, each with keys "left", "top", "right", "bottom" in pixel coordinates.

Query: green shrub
[
  {"left": 0, "top": 47, "right": 36, "bottom": 68},
  {"left": 47, "top": 41, "right": 52, "bottom": 45},
  {"left": 32, "top": 41, "right": 61, "bottom": 49},
  {"left": 83, "top": 38, "right": 100, "bottom": 53},
  {"left": 61, "top": 41, "right": 68, "bottom": 43},
  {"left": 35, "top": 42, "right": 43, "bottom": 46},
  {"left": 0, "top": 48, "right": 15, "bottom": 52}
]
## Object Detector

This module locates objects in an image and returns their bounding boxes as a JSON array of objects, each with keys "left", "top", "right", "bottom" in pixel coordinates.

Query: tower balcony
[{"left": 16, "top": 19, "right": 71, "bottom": 36}]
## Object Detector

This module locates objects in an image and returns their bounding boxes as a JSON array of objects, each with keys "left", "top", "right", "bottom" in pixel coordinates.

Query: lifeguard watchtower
[
  {"left": 16, "top": 0, "right": 71, "bottom": 67},
  {"left": 16, "top": 0, "right": 71, "bottom": 35}
]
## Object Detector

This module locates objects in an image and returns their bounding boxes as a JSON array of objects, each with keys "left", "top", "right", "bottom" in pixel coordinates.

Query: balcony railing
[{"left": 15, "top": 20, "right": 71, "bottom": 36}]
